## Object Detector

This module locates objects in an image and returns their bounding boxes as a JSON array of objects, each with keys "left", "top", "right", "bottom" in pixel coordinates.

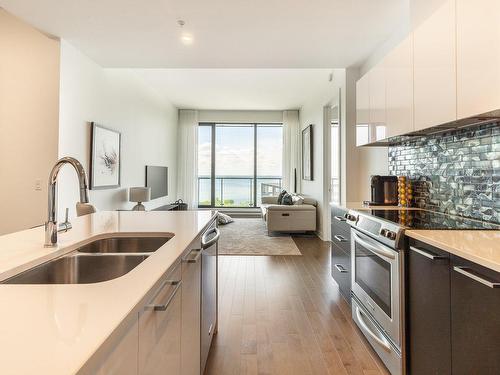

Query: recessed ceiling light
[{"left": 177, "top": 19, "right": 194, "bottom": 45}]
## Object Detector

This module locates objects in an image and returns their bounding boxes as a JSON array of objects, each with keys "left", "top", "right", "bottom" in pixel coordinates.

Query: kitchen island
[{"left": 0, "top": 210, "right": 217, "bottom": 375}]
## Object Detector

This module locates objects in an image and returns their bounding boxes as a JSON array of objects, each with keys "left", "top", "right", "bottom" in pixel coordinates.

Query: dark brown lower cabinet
[
  {"left": 407, "top": 240, "right": 451, "bottom": 375},
  {"left": 450, "top": 255, "right": 500, "bottom": 375},
  {"left": 331, "top": 242, "right": 351, "bottom": 303}
]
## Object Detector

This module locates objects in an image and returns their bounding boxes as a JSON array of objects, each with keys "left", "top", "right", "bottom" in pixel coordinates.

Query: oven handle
[
  {"left": 352, "top": 231, "right": 396, "bottom": 260},
  {"left": 355, "top": 306, "right": 392, "bottom": 352}
]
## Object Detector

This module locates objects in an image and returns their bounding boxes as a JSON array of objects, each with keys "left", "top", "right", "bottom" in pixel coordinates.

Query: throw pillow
[
  {"left": 281, "top": 193, "right": 294, "bottom": 205},
  {"left": 277, "top": 190, "right": 287, "bottom": 204},
  {"left": 291, "top": 194, "right": 305, "bottom": 205},
  {"left": 217, "top": 212, "right": 234, "bottom": 225}
]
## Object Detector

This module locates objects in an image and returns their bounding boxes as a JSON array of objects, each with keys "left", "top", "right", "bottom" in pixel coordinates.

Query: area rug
[{"left": 218, "top": 218, "right": 302, "bottom": 256}]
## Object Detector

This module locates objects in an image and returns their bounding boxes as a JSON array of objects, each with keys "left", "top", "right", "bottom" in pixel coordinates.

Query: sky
[{"left": 198, "top": 124, "right": 282, "bottom": 177}]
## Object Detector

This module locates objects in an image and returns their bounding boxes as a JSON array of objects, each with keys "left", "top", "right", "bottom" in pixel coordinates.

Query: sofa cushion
[
  {"left": 266, "top": 204, "right": 316, "bottom": 212},
  {"left": 282, "top": 193, "right": 293, "bottom": 205},
  {"left": 277, "top": 190, "right": 287, "bottom": 204}
]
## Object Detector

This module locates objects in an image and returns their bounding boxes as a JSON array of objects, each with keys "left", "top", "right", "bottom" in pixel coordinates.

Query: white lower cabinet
[
  {"left": 138, "top": 264, "right": 182, "bottom": 375},
  {"left": 181, "top": 247, "right": 202, "bottom": 375}
]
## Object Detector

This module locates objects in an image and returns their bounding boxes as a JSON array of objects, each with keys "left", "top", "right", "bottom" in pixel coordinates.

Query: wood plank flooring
[{"left": 205, "top": 236, "right": 390, "bottom": 375}]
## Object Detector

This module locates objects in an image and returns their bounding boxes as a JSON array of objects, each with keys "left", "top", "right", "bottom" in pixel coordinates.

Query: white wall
[
  {"left": 300, "top": 68, "right": 388, "bottom": 240},
  {"left": 58, "top": 40, "right": 178, "bottom": 218},
  {"left": 0, "top": 9, "right": 60, "bottom": 235},
  {"left": 198, "top": 110, "right": 283, "bottom": 124}
]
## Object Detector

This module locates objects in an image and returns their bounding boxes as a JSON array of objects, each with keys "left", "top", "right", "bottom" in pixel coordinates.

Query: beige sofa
[{"left": 260, "top": 196, "right": 317, "bottom": 234}]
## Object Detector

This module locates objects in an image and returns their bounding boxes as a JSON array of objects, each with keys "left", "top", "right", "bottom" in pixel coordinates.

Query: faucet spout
[{"left": 45, "top": 157, "right": 89, "bottom": 247}]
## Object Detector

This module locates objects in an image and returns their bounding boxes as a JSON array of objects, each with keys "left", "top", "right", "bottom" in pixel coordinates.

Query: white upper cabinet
[
  {"left": 356, "top": 73, "right": 370, "bottom": 146},
  {"left": 456, "top": 0, "right": 500, "bottom": 118},
  {"left": 385, "top": 35, "right": 414, "bottom": 138},
  {"left": 369, "top": 63, "right": 387, "bottom": 141},
  {"left": 413, "top": 0, "right": 456, "bottom": 131}
]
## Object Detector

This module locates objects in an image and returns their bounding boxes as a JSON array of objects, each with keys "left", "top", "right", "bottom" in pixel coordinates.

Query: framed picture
[
  {"left": 302, "top": 124, "right": 313, "bottom": 181},
  {"left": 90, "top": 122, "right": 121, "bottom": 189}
]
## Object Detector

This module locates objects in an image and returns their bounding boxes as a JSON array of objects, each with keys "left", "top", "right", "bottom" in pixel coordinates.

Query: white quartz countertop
[
  {"left": 406, "top": 229, "right": 500, "bottom": 273},
  {"left": 0, "top": 210, "right": 217, "bottom": 375}
]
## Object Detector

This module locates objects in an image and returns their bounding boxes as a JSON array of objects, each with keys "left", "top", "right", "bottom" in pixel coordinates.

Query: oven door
[{"left": 351, "top": 228, "right": 401, "bottom": 347}]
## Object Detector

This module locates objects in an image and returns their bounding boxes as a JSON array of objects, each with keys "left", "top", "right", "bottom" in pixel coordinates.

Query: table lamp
[{"left": 129, "top": 187, "right": 151, "bottom": 211}]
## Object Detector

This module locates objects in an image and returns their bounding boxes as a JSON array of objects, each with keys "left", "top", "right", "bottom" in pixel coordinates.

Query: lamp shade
[{"left": 129, "top": 187, "right": 151, "bottom": 203}]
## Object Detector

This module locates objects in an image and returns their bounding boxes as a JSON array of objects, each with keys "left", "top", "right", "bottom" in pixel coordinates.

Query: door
[
  {"left": 407, "top": 241, "right": 451, "bottom": 375},
  {"left": 413, "top": 0, "right": 456, "bottom": 130},
  {"left": 139, "top": 264, "right": 182, "bottom": 375},
  {"left": 181, "top": 246, "right": 202, "bottom": 375},
  {"left": 201, "top": 224, "right": 219, "bottom": 373},
  {"left": 451, "top": 255, "right": 500, "bottom": 374},
  {"left": 351, "top": 229, "right": 401, "bottom": 346}
]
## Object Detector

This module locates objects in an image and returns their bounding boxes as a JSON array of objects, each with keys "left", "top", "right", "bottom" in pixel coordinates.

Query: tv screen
[{"left": 145, "top": 166, "right": 168, "bottom": 199}]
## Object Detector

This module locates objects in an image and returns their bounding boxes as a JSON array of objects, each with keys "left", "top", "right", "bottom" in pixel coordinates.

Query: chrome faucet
[{"left": 45, "top": 157, "right": 89, "bottom": 247}]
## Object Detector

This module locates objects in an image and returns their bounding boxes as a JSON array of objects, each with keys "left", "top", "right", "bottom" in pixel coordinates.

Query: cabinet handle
[
  {"left": 334, "top": 264, "right": 348, "bottom": 273},
  {"left": 453, "top": 266, "right": 500, "bottom": 289},
  {"left": 202, "top": 227, "right": 220, "bottom": 249},
  {"left": 334, "top": 234, "right": 348, "bottom": 243},
  {"left": 183, "top": 248, "right": 202, "bottom": 263},
  {"left": 410, "top": 246, "right": 447, "bottom": 260},
  {"left": 146, "top": 280, "right": 182, "bottom": 311},
  {"left": 334, "top": 215, "right": 347, "bottom": 222}
]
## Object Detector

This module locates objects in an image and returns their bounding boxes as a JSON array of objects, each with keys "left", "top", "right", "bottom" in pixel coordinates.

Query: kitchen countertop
[
  {"left": 406, "top": 229, "right": 500, "bottom": 273},
  {"left": 0, "top": 210, "right": 217, "bottom": 375}
]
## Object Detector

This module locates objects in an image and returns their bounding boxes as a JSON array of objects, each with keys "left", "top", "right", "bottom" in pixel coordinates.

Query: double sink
[{"left": 2, "top": 236, "right": 172, "bottom": 285}]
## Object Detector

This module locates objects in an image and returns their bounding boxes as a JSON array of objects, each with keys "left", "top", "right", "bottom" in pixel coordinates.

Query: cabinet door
[
  {"left": 456, "top": 0, "right": 500, "bottom": 118},
  {"left": 407, "top": 241, "right": 451, "bottom": 375},
  {"left": 451, "top": 256, "right": 500, "bottom": 374},
  {"left": 413, "top": 0, "right": 456, "bottom": 130},
  {"left": 93, "top": 318, "right": 139, "bottom": 375},
  {"left": 356, "top": 73, "right": 370, "bottom": 146},
  {"left": 385, "top": 35, "right": 414, "bottom": 138},
  {"left": 139, "top": 265, "right": 182, "bottom": 375},
  {"left": 181, "top": 247, "right": 202, "bottom": 375},
  {"left": 369, "top": 64, "right": 387, "bottom": 141}
]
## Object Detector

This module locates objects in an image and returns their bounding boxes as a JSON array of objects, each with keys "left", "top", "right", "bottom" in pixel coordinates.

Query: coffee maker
[{"left": 369, "top": 175, "right": 398, "bottom": 206}]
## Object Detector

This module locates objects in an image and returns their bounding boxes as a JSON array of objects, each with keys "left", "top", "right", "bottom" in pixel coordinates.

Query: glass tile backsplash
[{"left": 388, "top": 122, "right": 500, "bottom": 223}]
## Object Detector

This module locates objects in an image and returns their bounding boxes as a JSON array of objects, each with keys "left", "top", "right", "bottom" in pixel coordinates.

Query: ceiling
[
  {"left": 133, "top": 69, "right": 335, "bottom": 109},
  {"left": 0, "top": 0, "right": 408, "bottom": 68}
]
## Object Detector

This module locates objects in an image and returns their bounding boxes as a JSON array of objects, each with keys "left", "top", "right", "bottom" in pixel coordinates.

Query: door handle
[
  {"left": 410, "top": 246, "right": 447, "bottom": 261},
  {"left": 453, "top": 266, "right": 500, "bottom": 289},
  {"left": 334, "top": 264, "right": 348, "bottom": 273}
]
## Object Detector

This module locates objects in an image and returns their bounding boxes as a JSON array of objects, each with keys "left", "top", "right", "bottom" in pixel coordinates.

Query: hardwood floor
[{"left": 205, "top": 236, "right": 390, "bottom": 375}]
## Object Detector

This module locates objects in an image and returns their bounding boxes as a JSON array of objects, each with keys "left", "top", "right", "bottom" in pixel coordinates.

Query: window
[{"left": 198, "top": 123, "right": 283, "bottom": 208}]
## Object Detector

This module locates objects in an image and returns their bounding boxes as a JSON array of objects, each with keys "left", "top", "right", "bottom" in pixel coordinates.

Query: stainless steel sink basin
[
  {"left": 2, "top": 253, "right": 149, "bottom": 284},
  {"left": 76, "top": 236, "right": 171, "bottom": 254}
]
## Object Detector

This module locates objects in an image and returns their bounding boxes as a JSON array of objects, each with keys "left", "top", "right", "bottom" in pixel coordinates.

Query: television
[{"left": 145, "top": 166, "right": 168, "bottom": 199}]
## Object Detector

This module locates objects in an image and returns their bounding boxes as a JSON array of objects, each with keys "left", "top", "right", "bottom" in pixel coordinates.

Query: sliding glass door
[{"left": 198, "top": 123, "right": 282, "bottom": 208}]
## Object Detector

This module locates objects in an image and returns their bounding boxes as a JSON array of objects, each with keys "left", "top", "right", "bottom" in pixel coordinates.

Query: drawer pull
[
  {"left": 334, "top": 234, "right": 348, "bottom": 243},
  {"left": 453, "top": 266, "right": 500, "bottom": 289},
  {"left": 146, "top": 280, "right": 182, "bottom": 311},
  {"left": 334, "top": 264, "right": 348, "bottom": 273},
  {"left": 334, "top": 215, "right": 347, "bottom": 222},
  {"left": 410, "top": 246, "right": 447, "bottom": 261},
  {"left": 183, "top": 248, "right": 202, "bottom": 263}
]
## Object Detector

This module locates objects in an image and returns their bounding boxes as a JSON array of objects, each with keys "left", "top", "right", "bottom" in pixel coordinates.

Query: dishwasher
[{"left": 200, "top": 221, "right": 220, "bottom": 373}]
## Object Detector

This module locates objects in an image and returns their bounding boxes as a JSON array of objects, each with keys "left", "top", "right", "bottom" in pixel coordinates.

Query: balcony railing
[{"left": 198, "top": 176, "right": 282, "bottom": 207}]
